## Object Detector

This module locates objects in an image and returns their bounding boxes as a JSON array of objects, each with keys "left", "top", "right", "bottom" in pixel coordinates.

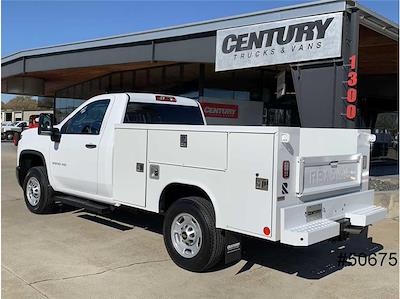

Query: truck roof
[{"left": 126, "top": 93, "right": 199, "bottom": 107}]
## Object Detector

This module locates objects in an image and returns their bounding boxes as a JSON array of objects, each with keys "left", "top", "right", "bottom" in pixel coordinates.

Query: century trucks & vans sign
[{"left": 215, "top": 12, "right": 343, "bottom": 71}]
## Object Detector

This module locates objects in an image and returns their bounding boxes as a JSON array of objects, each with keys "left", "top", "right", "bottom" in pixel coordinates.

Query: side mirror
[
  {"left": 38, "top": 113, "right": 61, "bottom": 142},
  {"left": 38, "top": 113, "right": 53, "bottom": 134}
]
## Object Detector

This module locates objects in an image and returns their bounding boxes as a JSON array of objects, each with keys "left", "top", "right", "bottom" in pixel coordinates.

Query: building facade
[
  {"left": 1, "top": 110, "right": 53, "bottom": 123},
  {"left": 2, "top": 0, "right": 398, "bottom": 165}
]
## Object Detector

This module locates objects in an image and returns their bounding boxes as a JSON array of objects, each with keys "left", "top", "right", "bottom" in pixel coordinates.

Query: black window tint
[
  {"left": 62, "top": 100, "right": 110, "bottom": 134},
  {"left": 124, "top": 103, "right": 204, "bottom": 125}
]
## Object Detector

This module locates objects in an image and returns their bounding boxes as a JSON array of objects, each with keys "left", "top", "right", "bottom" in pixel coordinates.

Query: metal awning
[
  {"left": 1, "top": 0, "right": 398, "bottom": 97},
  {"left": 2, "top": 0, "right": 350, "bottom": 65},
  {"left": 355, "top": 1, "right": 399, "bottom": 41}
]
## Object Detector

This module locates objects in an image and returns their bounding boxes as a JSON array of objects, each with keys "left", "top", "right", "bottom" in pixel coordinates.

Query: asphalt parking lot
[{"left": 1, "top": 142, "right": 399, "bottom": 299}]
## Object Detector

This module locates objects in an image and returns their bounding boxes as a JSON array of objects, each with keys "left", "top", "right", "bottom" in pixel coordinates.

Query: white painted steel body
[{"left": 17, "top": 93, "right": 386, "bottom": 246}]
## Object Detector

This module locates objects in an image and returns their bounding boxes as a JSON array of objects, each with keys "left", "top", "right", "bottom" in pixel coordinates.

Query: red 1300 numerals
[{"left": 346, "top": 55, "right": 357, "bottom": 120}]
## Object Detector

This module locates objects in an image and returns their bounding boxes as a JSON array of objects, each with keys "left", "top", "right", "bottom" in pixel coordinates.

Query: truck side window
[
  {"left": 124, "top": 103, "right": 204, "bottom": 125},
  {"left": 62, "top": 100, "right": 110, "bottom": 135}
]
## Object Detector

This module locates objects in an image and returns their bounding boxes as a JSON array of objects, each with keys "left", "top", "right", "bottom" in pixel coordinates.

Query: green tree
[{"left": 2, "top": 96, "right": 38, "bottom": 110}]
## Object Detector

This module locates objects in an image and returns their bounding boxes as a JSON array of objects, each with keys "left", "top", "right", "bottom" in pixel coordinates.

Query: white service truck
[{"left": 16, "top": 93, "right": 386, "bottom": 272}]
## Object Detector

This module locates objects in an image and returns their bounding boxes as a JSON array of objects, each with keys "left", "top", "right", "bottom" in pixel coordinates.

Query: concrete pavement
[{"left": 2, "top": 142, "right": 399, "bottom": 298}]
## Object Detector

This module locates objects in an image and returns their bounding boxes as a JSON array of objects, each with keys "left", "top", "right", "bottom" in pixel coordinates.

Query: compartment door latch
[{"left": 255, "top": 177, "right": 268, "bottom": 191}]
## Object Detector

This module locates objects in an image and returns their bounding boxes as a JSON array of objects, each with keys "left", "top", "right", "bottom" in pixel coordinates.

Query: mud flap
[{"left": 224, "top": 231, "right": 242, "bottom": 264}]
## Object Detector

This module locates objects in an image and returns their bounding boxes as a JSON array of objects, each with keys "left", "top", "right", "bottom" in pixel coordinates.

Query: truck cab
[{"left": 17, "top": 93, "right": 205, "bottom": 201}]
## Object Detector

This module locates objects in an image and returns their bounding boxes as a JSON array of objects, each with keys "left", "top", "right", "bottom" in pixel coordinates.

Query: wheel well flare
[
  {"left": 18, "top": 151, "right": 45, "bottom": 185},
  {"left": 159, "top": 183, "right": 213, "bottom": 214}
]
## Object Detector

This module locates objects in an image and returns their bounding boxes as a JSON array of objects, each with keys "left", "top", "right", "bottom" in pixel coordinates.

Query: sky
[{"left": 1, "top": 0, "right": 399, "bottom": 102}]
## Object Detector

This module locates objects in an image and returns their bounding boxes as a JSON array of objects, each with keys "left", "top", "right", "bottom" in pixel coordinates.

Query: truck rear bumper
[{"left": 280, "top": 190, "right": 386, "bottom": 246}]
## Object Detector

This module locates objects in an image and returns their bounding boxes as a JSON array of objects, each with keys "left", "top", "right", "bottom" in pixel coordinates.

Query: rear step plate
[
  {"left": 55, "top": 195, "right": 111, "bottom": 214},
  {"left": 345, "top": 206, "right": 387, "bottom": 226},
  {"left": 281, "top": 219, "right": 340, "bottom": 246}
]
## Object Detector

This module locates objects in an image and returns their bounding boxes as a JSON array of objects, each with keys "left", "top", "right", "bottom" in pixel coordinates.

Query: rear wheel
[
  {"left": 23, "top": 166, "right": 55, "bottom": 214},
  {"left": 163, "top": 196, "right": 224, "bottom": 272}
]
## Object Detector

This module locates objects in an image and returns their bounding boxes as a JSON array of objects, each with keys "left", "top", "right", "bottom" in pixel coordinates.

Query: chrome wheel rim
[
  {"left": 171, "top": 213, "right": 202, "bottom": 258},
  {"left": 26, "top": 177, "right": 41, "bottom": 206}
]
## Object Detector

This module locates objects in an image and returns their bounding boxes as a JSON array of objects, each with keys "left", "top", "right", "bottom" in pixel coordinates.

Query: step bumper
[
  {"left": 280, "top": 190, "right": 387, "bottom": 246},
  {"left": 345, "top": 206, "right": 387, "bottom": 227}
]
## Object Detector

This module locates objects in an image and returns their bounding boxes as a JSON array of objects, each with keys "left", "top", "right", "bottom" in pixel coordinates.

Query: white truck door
[
  {"left": 113, "top": 128, "right": 147, "bottom": 207},
  {"left": 49, "top": 99, "right": 111, "bottom": 195}
]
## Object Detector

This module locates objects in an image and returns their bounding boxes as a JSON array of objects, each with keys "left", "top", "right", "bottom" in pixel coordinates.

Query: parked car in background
[
  {"left": 371, "top": 129, "right": 392, "bottom": 157},
  {"left": 392, "top": 133, "right": 398, "bottom": 151},
  {"left": 12, "top": 115, "right": 41, "bottom": 146},
  {"left": 1, "top": 121, "right": 28, "bottom": 140},
  {"left": 1, "top": 121, "right": 13, "bottom": 126},
  {"left": 28, "top": 115, "right": 40, "bottom": 128}
]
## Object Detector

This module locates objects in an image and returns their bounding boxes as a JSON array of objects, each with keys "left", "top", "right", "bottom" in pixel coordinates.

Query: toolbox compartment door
[
  {"left": 113, "top": 128, "right": 147, "bottom": 207},
  {"left": 147, "top": 130, "right": 227, "bottom": 171},
  {"left": 226, "top": 133, "right": 274, "bottom": 238}
]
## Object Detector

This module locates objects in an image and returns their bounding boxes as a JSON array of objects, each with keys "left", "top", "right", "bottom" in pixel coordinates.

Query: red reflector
[
  {"left": 263, "top": 227, "right": 271, "bottom": 236},
  {"left": 156, "top": 95, "right": 176, "bottom": 102},
  {"left": 282, "top": 160, "right": 290, "bottom": 179}
]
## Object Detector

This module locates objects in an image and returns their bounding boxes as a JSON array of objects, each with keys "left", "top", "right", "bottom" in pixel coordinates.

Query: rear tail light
[{"left": 282, "top": 160, "right": 290, "bottom": 179}]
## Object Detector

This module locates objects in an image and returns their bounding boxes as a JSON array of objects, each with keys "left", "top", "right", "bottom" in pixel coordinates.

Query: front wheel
[
  {"left": 163, "top": 196, "right": 224, "bottom": 272},
  {"left": 23, "top": 166, "right": 55, "bottom": 214}
]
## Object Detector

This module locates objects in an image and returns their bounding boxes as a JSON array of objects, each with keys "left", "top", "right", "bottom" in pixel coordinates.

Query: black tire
[
  {"left": 23, "top": 166, "right": 55, "bottom": 214},
  {"left": 163, "top": 196, "right": 224, "bottom": 272}
]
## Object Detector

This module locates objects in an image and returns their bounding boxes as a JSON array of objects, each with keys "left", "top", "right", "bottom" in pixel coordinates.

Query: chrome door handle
[{"left": 85, "top": 144, "right": 97, "bottom": 149}]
